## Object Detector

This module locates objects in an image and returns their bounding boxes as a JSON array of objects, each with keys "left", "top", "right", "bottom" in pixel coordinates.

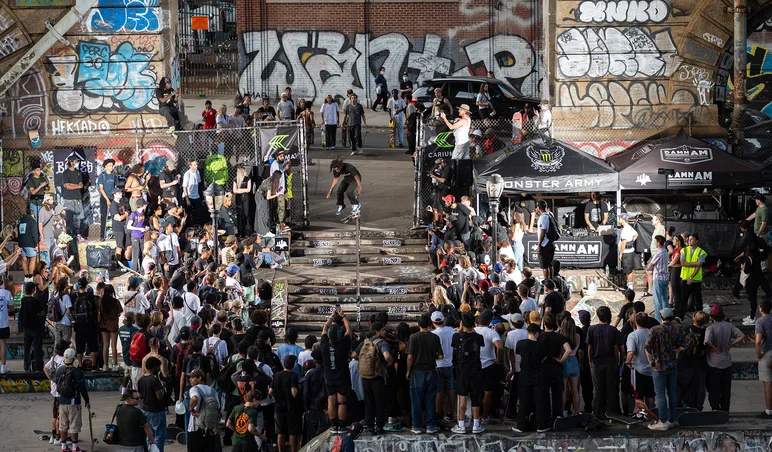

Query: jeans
[
  {"left": 336, "top": 179, "right": 358, "bottom": 207},
  {"left": 451, "top": 142, "right": 470, "bottom": 160},
  {"left": 30, "top": 203, "right": 42, "bottom": 220},
  {"left": 324, "top": 124, "right": 337, "bottom": 148},
  {"left": 393, "top": 114, "right": 405, "bottom": 145},
  {"left": 142, "top": 410, "right": 167, "bottom": 452},
  {"left": 54, "top": 324, "right": 72, "bottom": 346},
  {"left": 187, "top": 197, "right": 203, "bottom": 226},
  {"left": 348, "top": 124, "right": 362, "bottom": 154},
  {"left": 100, "top": 197, "right": 109, "bottom": 240},
  {"left": 513, "top": 241, "right": 525, "bottom": 271},
  {"left": 160, "top": 105, "right": 182, "bottom": 130},
  {"left": 707, "top": 366, "right": 732, "bottom": 412},
  {"left": 43, "top": 237, "right": 55, "bottom": 267},
  {"left": 409, "top": 370, "right": 437, "bottom": 430},
  {"left": 653, "top": 279, "right": 669, "bottom": 322},
  {"left": 653, "top": 368, "right": 679, "bottom": 423},
  {"left": 24, "top": 329, "right": 44, "bottom": 371},
  {"left": 61, "top": 199, "right": 84, "bottom": 237},
  {"left": 590, "top": 363, "right": 619, "bottom": 417}
]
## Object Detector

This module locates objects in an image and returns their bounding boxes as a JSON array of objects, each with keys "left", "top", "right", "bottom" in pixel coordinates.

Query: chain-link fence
[{"left": 0, "top": 120, "right": 309, "bottom": 235}]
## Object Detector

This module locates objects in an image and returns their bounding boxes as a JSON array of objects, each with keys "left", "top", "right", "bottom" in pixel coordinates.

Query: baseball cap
[
  {"left": 161, "top": 76, "right": 171, "bottom": 84},
  {"left": 493, "top": 263, "right": 504, "bottom": 273},
  {"left": 64, "top": 348, "right": 76, "bottom": 365},
  {"left": 510, "top": 313, "right": 524, "bottom": 323},
  {"left": 179, "top": 326, "right": 192, "bottom": 340},
  {"left": 536, "top": 200, "right": 547, "bottom": 209},
  {"left": 489, "top": 273, "right": 500, "bottom": 283},
  {"left": 578, "top": 310, "right": 591, "bottom": 324},
  {"left": 442, "top": 195, "right": 455, "bottom": 203},
  {"left": 227, "top": 264, "right": 239, "bottom": 276},
  {"left": 755, "top": 192, "right": 766, "bottom": 201},
  {"left": 136, "top": 199, "right": 147, "bottom": 207},
  {"left": 659, "top": 307, "right": 674, "bottom": 319},
  {"left": 709, "top": 304, "right": 723, "bottom": 315},
  {"left": 431, "top": 311, "right": 445, "bottom": 323},
  {"left": 165, "top": 160, "right": 176, "bottom": 170},
  {"left": 472, "top": 129, "right": 483, "bottom": 137},
  {"left": 618, "top": 213, "right": 630, "bottom": 220}
]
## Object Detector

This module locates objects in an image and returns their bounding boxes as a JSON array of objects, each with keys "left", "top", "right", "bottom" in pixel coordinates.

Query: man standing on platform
[
  {"left": 618, "top": 214, "right": 638, "bottom": 291},
  {"left": 747, "top": 193, "right": 769, "bottom": 241}
]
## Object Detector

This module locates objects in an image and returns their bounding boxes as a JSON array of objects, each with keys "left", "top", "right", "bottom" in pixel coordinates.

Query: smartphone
[{"left": 335, "top": 304, "right": 341, "bottom": 314}]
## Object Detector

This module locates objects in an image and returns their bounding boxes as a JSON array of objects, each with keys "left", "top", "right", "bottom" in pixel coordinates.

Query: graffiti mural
[
  {"left": 572, "top": 0, "right": 672, "bottom": 24},
  {"left": 238, "top": 31, "right": 541, "bottom": 103},
  {"left": 0, "top": 375, "right": 121, "bottom": 393},
  {"left": 83, "top": 0, "right": 163, "bottom": 33},
  {"left": 47, "top": 40, "right": 160, "bottom": 119},
  {"left": 8, "top": 69, "right": 48, "bottom": 137}
]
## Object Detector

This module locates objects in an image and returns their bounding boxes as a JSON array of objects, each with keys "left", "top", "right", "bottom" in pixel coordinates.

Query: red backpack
[
  {"left": 129, "top": 330, "right": 150, "bottom": 363},
  {"left": 174, "top": 342, "right": 192, "bottom": 378}
]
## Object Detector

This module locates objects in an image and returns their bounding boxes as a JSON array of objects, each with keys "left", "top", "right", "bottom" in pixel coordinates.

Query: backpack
[
  {"left": 240, "top": 263, "right": 256, "bottom": 287},
  {"left": 129, "top": 330, "right": 150, "bottom": 363},
  {"left": 546, "top": 213, "right": 561, "bottom": 243},
  {"left": 174, "top": 342, "right": 192, "bottom": 378},
  {"left": 454, "top": 332, "right": 481, "bottom": 378},
  {"left": 193, "top": 385, "right": 220, "bottom": 432},
  {"left": 216, "top": 355, "right": 244, "bottom": 393},
  {"left": 58, "top": 367, "right": 76, "bottom": 398},
  {"left": 205, "top": 339, "right": 222, "bottom": 379},
  {"left": 73, "top": 291, "right": 94, "bottom": 325},
  {"left": 47, "top": 293, "right": 64, "bottom": 322},
  {"left": 358, "top": 338, "right": 383, "bottom": 379}
]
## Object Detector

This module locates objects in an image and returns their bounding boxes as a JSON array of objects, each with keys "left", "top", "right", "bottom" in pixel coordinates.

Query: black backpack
[
  {"left": 58, "top": 367, "right": 76, "bottom": 398},
  {"left": 453, "top": 332, "right": 481, "bottom": 378},
  {"left": 73, "top": 292, "right": 95, "bottom": 325},
  {"left": 546, "top": 213, "right": 561, "bottom": 243}
]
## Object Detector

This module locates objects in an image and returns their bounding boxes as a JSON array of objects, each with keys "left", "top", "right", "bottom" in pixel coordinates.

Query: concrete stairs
[{"left": 284, "top": 228, "right": 433, "bottom": 338}]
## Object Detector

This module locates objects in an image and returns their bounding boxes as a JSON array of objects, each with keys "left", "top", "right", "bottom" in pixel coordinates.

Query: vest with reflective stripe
[{"left": 680, "top": 246, "right": 706, "bottom": 281}]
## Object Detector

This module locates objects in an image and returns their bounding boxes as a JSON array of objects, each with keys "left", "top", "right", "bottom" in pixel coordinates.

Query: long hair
[
  {"left": 270, "top": 171, "right": 282, "bottom": 194},
  {"left": 432, "top": 286, "right": 451, "bottom": 308},
  {"left": 329, "top": 156, "right": 344, "bottom": 173},
  {"left": 236, "top": 166, "right": 246, "bottom": 188},
  {"left": 560, "top": 317, "right": 579, "bottom": 349}
]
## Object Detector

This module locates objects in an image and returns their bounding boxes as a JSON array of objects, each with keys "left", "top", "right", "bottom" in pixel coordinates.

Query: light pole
[
  {"left": 486, "top": 173, "right": 505, "bottom": 267},
  {"left": 204, "top": 182, "right": 225, "bottom": 266}
]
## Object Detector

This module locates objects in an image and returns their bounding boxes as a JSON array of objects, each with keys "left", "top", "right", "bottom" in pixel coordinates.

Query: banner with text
[
  {"left": 53, "top": 147, "right": 97, "bottom": 187},
  {"left": 259, "top": 127, "right": 300, "bottom": 164}
]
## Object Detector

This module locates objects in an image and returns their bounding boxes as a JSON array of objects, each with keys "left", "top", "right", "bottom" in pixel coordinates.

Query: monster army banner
[
  {"left": 259, "top": 126, "right": 301, "bottom": 164},
  {"left": 473, "top": 136, "right": 618, "bottom": 194}
]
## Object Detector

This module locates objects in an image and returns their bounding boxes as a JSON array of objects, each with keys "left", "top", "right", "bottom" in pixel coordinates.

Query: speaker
[{"left": 452, "top": 159, "right": 474, "bottom": 200}]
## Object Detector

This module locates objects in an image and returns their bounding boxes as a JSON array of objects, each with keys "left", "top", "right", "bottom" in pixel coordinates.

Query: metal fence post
[
  {"left": 414, "top": 115, "right": 425, "bottom": 228},
  {"left": 300, "top": 121, "right": 310, "bottom": 228}
]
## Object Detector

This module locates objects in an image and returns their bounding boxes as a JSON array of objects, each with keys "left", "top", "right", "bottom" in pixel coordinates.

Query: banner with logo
[
  {"left": 53, "top": 147, "right": 97, "bottom": 186},
  {"left": 523, "top": 234, "right": 617, "bottom": 269},
  {"left": 259, "top": 127, "right": 300, "bottom": 164},
  {"left": 421, "top": 124, "right": 455, "bottom": 168}
]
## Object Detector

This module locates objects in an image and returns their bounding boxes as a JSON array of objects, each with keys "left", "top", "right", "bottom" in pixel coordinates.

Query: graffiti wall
[
  {"left": 0, "top": 0, "right": 176, "bottom": 138},
  {"left": 551, "top": 0, "right": 732, "bottom": 146},
  {"left": 747, "top": 20, "right": 772, "bottom": 117},
  {"left": 0, "top": 374, "right": 121, "bottom": 393}
]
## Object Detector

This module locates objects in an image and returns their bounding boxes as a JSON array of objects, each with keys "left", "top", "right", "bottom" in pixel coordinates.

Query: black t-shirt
[
  {"left": 236, "top": 372, "right": 269, "bottom": 403},
  {"left": 538, "top": 331, "right": 567, "bottom": 371},
  {"left": 400, "top": 80, "right": 413, "bottom": 92},
  {"left": 678, "top": 324, "right": 707, "bottom": 369},
  {"left": 156, "top": 88, "right": 176, "bottom": 107},
  {"left": 109, "top": 201, "right": 128, "bottom": 234},
  {"left": 137, "top": 375, "right": 165, "bottom": 412},
  {"left": 245, "top": 325, "right": 275, "bottom": 347},
  {"left": 406, "top": 331, "right": 442, "bottom": 373},
  {"left": 257, "top": 106, "right": 276, "bottom": 120},
  {"left": 160, "top": 171, "right": 178, "bottom": 199},
  {"left": 272, "top": 369, "right": 302, "bottom": 414},
  {"left": 455, "top": 203, "right": 471, "bottom": 235},
  {"left": 451, "top": 331, "right": 484, "bottom": 378},
  {"left": 17, "top": 214, "right": 39, "bottom": 247},
  {"left": 543, "top": 291, "right": 565, "bottom": 315},
  {"left": 320, "top": 333, "right": 352, "bottom": 383},
  {"left": 586, "top": 324, "right": 622, "bottom": 366},
  {"left": 516, "top": 339, "right": 544, "bottom": 380},
  {"left": 333, "top": 163, "right": 361, "bottom": 184},
  {"left": 514, "top": 195, "right": 536, "bottom": 227},
  {"left": 219, "top": 329, "right": 235, "bottom": 355},
  {"left": 584, "top": 201, "right": 608, "bottom": 228},
  {"left": 617, "top": 302, "right": 634, "bottom": 322},
  {"left": 437, "top": 165, "right": 452, "bottom": 196},
  {"left": 20, "top": 296, "right": 44, "bottom": 331},
  {"left": 620, "top": 315, "right": 659, "bottom": 339},
  {"left": 61, "top": 169, "right": 82, "bottom": 200},
  {"left": 115, "top": 404, "right": 147, "bottom": 447}
]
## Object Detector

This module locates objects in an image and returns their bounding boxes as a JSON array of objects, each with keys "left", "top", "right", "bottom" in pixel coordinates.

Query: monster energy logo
[
  {"left": 540, "top": 153, "right": 552, "bottom": 162},
  {"left": 268, "top": 134, "right": 290, "bottom": 151},
  {"left": 433, "top": 131, "right": 453, "bottom": 148}
]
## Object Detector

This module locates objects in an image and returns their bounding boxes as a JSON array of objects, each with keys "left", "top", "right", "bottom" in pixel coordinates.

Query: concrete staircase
[{"left": 284, "top": 228, "right": 433, "bottom": 338}]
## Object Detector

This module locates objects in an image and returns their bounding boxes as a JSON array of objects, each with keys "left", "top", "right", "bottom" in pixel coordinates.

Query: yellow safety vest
[{"left": 680, "top": 246, "right": 707, "bottom": 281}]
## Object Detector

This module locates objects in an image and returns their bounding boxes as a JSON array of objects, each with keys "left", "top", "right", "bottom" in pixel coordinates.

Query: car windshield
[
  {"left": 412, "top": 86, "right": 431, "bottom": 98},
  {"left": 497, "top": 83, "right": 523, "bottom": 99}
]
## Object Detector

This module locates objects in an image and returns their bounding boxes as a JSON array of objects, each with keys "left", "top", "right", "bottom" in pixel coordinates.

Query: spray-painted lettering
[
  {"left": 84, "top": 0, "right": 162, "bottom": 33},
  {"left": 575, "top": 0, "right": 670, "bottom": 23}
]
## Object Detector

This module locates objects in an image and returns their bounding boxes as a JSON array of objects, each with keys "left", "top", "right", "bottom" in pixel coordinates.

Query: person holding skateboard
[
  {"left": 327, "top": 157, "right": 362, "bottom": 216},
  {"left": 55, "top": 348, "right": 90, "bottom": 452}
]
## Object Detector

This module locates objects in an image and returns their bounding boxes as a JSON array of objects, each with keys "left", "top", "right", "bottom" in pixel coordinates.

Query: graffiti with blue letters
[{"left": 84, "top": 0, "right": 162, "bottom": 33}]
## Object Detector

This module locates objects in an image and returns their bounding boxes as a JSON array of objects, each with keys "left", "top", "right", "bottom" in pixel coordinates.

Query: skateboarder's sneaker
[
  {"left": 336, "top": 205, "right": 345, "bottom": 215},
  {"left": 648, "top": 420, "right": 668, "bottom": 431},
  {"left": 450, "top": 425, "right": 466, "bottom": 434},
  {"left": 352, "top": 204, "right": 361, "bottom": 213},
  {"left": 632, "top": 412, "right": 648, "bottom": 420},
  {"left": 472, "top": 425, "right": 485, "bottom": 434}
]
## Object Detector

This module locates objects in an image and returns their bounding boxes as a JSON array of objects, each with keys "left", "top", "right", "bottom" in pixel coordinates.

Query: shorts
[
  {"left": 21, "top": 247, "right": 37, "bottom": 257},
  {"left": 59, "top": 404, "right": 82, "bottom": 434},
  {"left": 760, "top": 351, "right": 772, "bottom": 382},
  {"left": 232, "top": 443, "right": 260, "bottom": 452},
  {"left": 562, "top": 356, "right": 579, "bottom": 378},
  {"left": 114, "top": 229, "right": 127, "bottom": 249},
  {"left": 622, "top": 253, "right": 636, "bottom": 275},
  {"left": 75, "top": 328, "right": 99, "bottom": 354},
  {"left": 0, "top": 327, "right": 9, "bottom": 339},
  {"left": 539, "top": 243, "right": 555, "bottom": 269},
  {"left": 52, "top": 397, "right": 60, "bottom": 419},
  {"left": 454, "top": 375, "right": 482, "bottom": 407},
  {"left": 436, "top": 366, "right": 454, "bottom": 393},
  {"left": 325, "top": 376, "right": 351, "bottom": 397},
  {"left": 481, "top": 364, "right": 502, "bottom": 392},
  {"left": 621, "top": 364, "right": 633, "bottom": 394},
  {"left": 633, "top": 370, "right": 655, "bottom": 398},
  {"left": 274, "top": 411, "right": 302, "bottom": 436}
]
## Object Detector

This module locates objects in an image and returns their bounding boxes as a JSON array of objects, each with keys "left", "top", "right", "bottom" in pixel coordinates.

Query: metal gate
[{"left": 177, "top": 0, "right": 239, "bottom": 95}]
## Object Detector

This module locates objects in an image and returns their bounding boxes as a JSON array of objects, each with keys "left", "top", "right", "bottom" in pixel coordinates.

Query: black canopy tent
[
  {"left": 473, "top": 136, "right": 619, "bottom": 194},
  {"left": 607, "top": 130, "right": 762, "bottom": 190}
]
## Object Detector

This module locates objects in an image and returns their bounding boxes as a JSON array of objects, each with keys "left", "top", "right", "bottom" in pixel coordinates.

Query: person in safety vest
[{"left": 678, "top": 233, "right": 707, "bottom": 319}]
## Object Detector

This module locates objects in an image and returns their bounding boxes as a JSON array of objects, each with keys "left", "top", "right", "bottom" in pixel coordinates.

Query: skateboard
[
  {"left": 116, "top": 260, "right": 143, "bottom": 277},
  {"left": 553, "top": 413, "right": 596, "bottom": 432},
  {"left": 167, "top": 425, "right": 183, "bottom": 442},
  {"left": 499, "top": 375, "right": 512, "bottom": 420},
  {"left": 389, "top": 119, "right": 395, "bottom": 147},
  {"left": 649, "top": 406, "right": 698, "bottom": 418},
  {"left": 594, "top": 269, "right": 625, "bottom": 293},
  {"left": 177, "top": 431, "right": 187, "bottom": 445},
  {"left": 635, "top": 399, "right": 658, "bottom": 423},
  {"left": 33, "top": 429, "right": 54, "bottom": 441},
  {"left": 87, "top": 406, "right": 95, "bottom": 451},
  {"left": 677, "top": 410, "right": 729, "bottom": 427},
  {"left": 341, "top": 210, "right": 361, "bottom": 223},
  {"left": 605, "top": 412, "right": 644, "bottom": 428}
]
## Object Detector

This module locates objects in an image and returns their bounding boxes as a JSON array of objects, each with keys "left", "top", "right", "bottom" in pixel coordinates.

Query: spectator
[
  {"left": 439, "top": 104, "right": 471, "bottom": 160},
  {"left": 156, "top": 77, "right": 182, "bottom": 131},
  {"left": 431, "top": 312, "right": 455, "bottom": 423},
  {"left": 226, "top": 389, "right": 265, "bottom": 452},
  {"left": 303, "top": 348, "right": 328, "bottom": 440},
  {"left": 321, "top": 310, "right": 353, "bottom": 433},
  {"left": 512, "top": 323, "right": 547, "bottom": 433},
  {"left": 676, "top": 310, "right": 708, "bottom": 411},
  {"left": 342, "top": 93, "right": 366, "bottom": 156},
  {"left": 538, "top": 313, "right": 571, "bottom": 424},
  {"left": 372, "top": 67, "right": 388, "bottom": 111},
  {"left": 202, "top": 100, "right": 216, "bottom": 129},
  {"left": 648, "top": 235, "right": 670, "bottom": 322},
  {"left": 354, "top": 321, "right": 392, "bottom": 434},
  {"left": 320, "top": 95, "right": 339, "bottom": 150},
  {"left": 451, "top": 313, "right": 485, "bottom": 434},
  {"left": 756, "top": 300, "right": 772, "bottom": 418},
  {"left": 542, "top": 280, "right": 565, "bottom": 315},
  {"left": 625, "top": 313, "right": 655, "bottom": 419},
  {"left": 186, "top": 368, "right": 220, "bottom": 450},
  {"left": 587, "top": 306, "right": 622, "bottom": 418},
  {"left": 679, "top": 233, "right": 707, "bottom": 317},
  {"left": 387, "top": 89, "right": 407, "bottom": 148},
  {"left": 277, "top": 93, "right": 294, "bottom": 121},
  {"left": 705, "top": 304, "right": 745, "bottom": 412},
  {"left": 406, "top": 314, "right": 442, "bottom": 434},
  {"left": 474, "top": 309, "right": 503, "bottom": 423},
  {"left": 560, "top": 317, "right": 581, "bottom": 417},
  {"left": 257, "top": 98, "right": 277, "bottom": 122},
  {"left": 399, "top": 72, "right": 413, "bottom": 97},
  {"left": 19, "top": 282, "right": 44, "bottom": 372},
  {"left": 618, "top": 214, "right": 638, "bottom": 290},
  {"left": 114, "top": 389, "right": 156, "bottom": 452},
  {"left": 536, "top": 201, "right": 555, "bottom": 279},
  {"left": 55, "top": 348, "right": 90, "bottom": 452},
  {"left": 138, "top": 356, "right": 166, "bottom": 451},
  {"left": 271, "top": 355, "right": 303, "bottom": 452},
  {"left": 577, "top": 310, "right": 593, "bottom": 414}
]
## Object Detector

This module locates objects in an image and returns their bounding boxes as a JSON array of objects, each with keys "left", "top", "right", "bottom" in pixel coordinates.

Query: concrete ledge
[{"left": 0, "top": 370, "right": 122, "bottom": 394}]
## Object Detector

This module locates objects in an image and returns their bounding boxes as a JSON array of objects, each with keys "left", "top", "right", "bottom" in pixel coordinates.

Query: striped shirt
[{"left": 648, "top": 247, "right": 669, "bottom": 281}]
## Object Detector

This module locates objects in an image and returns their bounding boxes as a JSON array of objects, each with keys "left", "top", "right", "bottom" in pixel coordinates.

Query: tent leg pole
[{"left": 616, "top": 189, "right": 622, "bottom": 227}]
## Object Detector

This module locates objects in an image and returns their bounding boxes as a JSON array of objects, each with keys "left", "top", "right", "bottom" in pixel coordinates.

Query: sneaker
[
  {"left": 331, "top": 146, "right": 336, "bottom": 150},
  {"left": 336, "top": 205, "right": 345, "bottom": 215},
  {"left": 665, "top": 421, "right": 678, "bottom": 429},
  {"left": 744, "top": 318, "right": 757, "bottom": 326},
  {"left": 648, "top": 420, "right": 669, "bottom": 431},
  {"left": 53, "top": 438, "right": 62, "bottom": 446},
  {"left": 0, "top": 364, "right": 7, "bottom": 374},
  {"left": 350, "top": 150, "right": 357, "bottom": 156},
  {"left": 383, "top": 424, "right": 402, "bottom": 432},
  {"left": 743, "top": 315, "right": 752, "bottom": 322},
  {"left": 351, "top": 204, "right": 361, "bottom": 213},
  {"left": 425, "top": 426, "right": 440, "bottom": 434},
  {"left": 49, "top": 436, "right": 55, "bottom": 444},
  {"left": 270, "top": 263, "right": 283, "bottom": 269},
  {"left": 398, "top": 143, "right": 404, "bottom": 148},
  {"left": 481, "top": 416, "right": 492, "bottom": 425},
  {"left": 642, "top": 291, "right": 652, "bottom": 297},
  {"left": 472, "top": 425, "right": 485, "bottom": 434},
  {"left": 450, "top": 425, "right": 466, "bottom": 434},
  {"left": 112, "top": 365, "right": 121, "bottom": 372},
  {"left": 411, "top": 428, "right": 422, "bottom": 434},
  {"left": 77, "top": 235, "right": 87, "bottom": 243},
  {"left": 758, "top": 411, "right": 772, "bottom": 419},
  {"left": 101, "top": 365, "right": 108, "bottom": 372},
  {"left": 72, "top": 446, "right": 82, "bottom": 452},
  {"left": 511, "top": 427, "right": 524, "bottom": 433},
  {"left": 357, "top": 147, "right": 363, "bottom": 155},
  {"left": 537, "top": 427, "right": 551, "bottom": 433},
  {"left": 632, "top": 412, "right": 648, "bottom": 420}
]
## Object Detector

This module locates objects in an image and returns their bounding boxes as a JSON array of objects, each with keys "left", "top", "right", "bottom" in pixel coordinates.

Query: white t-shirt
[
  {"left": 432, "top": 325, "right": 455, "bottom": 368},
  {"left": 539, "top": 109, "right": 552, "bottom": 129},
  {"left": 620, "top": 224, "right": 637, "bottom": 254},
  {"left": 505, "top": 327, "right": 528, "bottom": 372},
  {"left": 453, "top": 117, "right": 470, "bottom": 145},
  {"left": 56, "top": 293, "right": 72, "bottom": 326},
  {"left": 500, "top": 268, "right": 522, "bottom": 285},
  {"left": 538, "top": 213, "right": 551, "bottom": 246},
  {"left": 167, "top": 309, "right": 187, "bottom": 342},
  {"left": 183, "top": 170, "right": 201, "bottom": 200},
  {"left": 0, "top": 288, "right": 13, "bottom": 328},
  {"left": 387, "top": 97, "right": 407, "bottom": 118},
  {"left": 45, "top": 355, "right": 66, "bottom": 396},
  {"left": 182, "top": 292, "right": 201, "bottom": 325},
  {"left": 474, "top": 326, "right": 501, "bottom": 369},
  {"left": 123, "top": 291, "right": 149, "bottom": 316},
  {"left": 297, "top": 349, "right": 313, "bottom": 368},
  {"left": 519, "top": 297, "right": 538, "bottom": 314},
  {"left": 203, "top": 336, "right": 229, "bottom": 367},
  {"left": 157, "top": 232, "right": 180, "bottom": 266},
  {"left": 188, "top": 384, "right": 218, "bottom": 432},
  {"left": 320, "top": 103, "right": 338, "bottom": 125}
]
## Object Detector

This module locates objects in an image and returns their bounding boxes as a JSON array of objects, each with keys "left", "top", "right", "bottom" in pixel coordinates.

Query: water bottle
[
  {"left": 605, "top": 264, "right": 610, "bottom": 277},
  {"left": 321, "top": 128, "right": 326, "bottom": 147},
  {"left": 105, "top": 270, "right": 110, "bottom": 284},
  {"left": 695, "top": 201, "right": 702, "bottom": 212}
]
